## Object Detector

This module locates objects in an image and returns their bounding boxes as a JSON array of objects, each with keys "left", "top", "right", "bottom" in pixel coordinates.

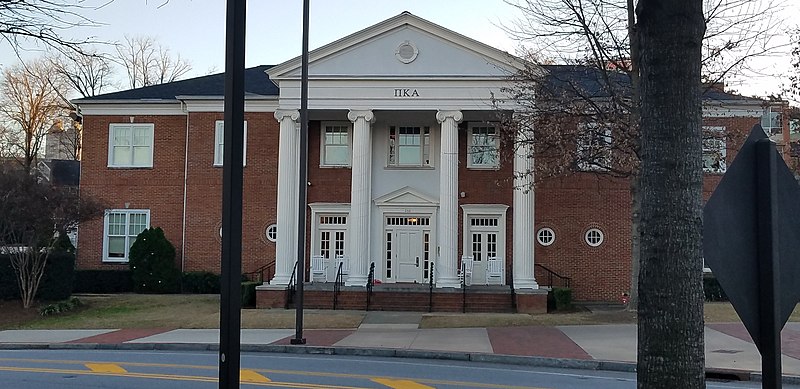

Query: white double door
[{"left": 388, "top": 227, "right": 431, "bottom": 283}]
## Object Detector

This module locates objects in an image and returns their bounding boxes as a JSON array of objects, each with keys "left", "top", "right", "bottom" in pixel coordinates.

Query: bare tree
[
  {"left": 114, "top": 35, "right": 192, "bottom": 89},
  {"left": 500, "top": 0, "right": 786, "bottom": 309},
  {"left": 0, "top": 168, "right": 104, "bottom": 308},
  {"left": 0, "top": 0, "right": 103, "bottom": 56},
  {"left": 0, "top": 58, "right": 72, "bottom": 171},
  {"left": 48, "top": 49, "right": 114, "bottom": 98},
  {"left": 636, "top": 0, "right": 706, "bottom": 386}
]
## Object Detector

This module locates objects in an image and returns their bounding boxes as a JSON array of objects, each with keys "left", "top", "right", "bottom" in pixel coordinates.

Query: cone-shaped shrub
[{"left": 129, "top": 227, "right": 180, "bottom": 294}]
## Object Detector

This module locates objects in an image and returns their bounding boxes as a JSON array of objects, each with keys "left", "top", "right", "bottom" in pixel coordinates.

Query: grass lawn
[{"left": 2, "top": 294, "right": 798, "bottom": 330}]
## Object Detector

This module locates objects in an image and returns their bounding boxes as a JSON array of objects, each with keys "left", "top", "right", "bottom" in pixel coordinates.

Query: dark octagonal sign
[{"left": 704, "top": 124, "right": 800, "bottom": 352}]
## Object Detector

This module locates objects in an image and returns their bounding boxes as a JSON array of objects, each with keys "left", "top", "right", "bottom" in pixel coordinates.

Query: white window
[
  {"left": 265, "top": 224, "right": 277, "bottom": 243},
  {"left": 214, "top": 120, "right": 248, "bottom": 166},
  {"left": 702, "top": 126, "right": 726, "bottom": 173},
  {"left": 108, "top": 123, "right": 154, "bottom": 168},
  {"left": 468, "top": 124, "right": 499, "bottom": 168},
  {"left": 576, "top": 122, "right": 612, "bottom": 171},
  {"left": 537, "top": 227, "right": 555, "bottom": 246},
  {"left": 761, "top": 108, "right": 782, "bottom": 136},
  {"left": 318, "top": 215, "right": 346, "bottom": 260},
  {"left": 388, "top": 126, "right": 431, "bottom": 167},
  {"left": 584, "top": 228, "right": 604, "bottom": 247},
  {"left": 102, "top": 209, "right": 150, "bottom": 262},
  {"left": 321, "top": 122, "right": 351, "bottom": 166}
]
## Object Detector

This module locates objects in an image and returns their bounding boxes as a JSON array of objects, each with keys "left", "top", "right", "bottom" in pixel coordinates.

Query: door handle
[{"left": 415, "top": 257, "right": 420, "bottom": 267}]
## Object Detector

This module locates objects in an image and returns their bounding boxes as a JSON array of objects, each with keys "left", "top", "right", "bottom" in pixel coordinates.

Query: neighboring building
[{"left": 73, "top": 12, "right": 786, "bottom": 305}]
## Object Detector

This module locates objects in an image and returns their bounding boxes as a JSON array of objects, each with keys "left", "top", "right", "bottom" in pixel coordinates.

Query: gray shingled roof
[{"left": 73, "top": 65, "right": 278, "bottom": 102}]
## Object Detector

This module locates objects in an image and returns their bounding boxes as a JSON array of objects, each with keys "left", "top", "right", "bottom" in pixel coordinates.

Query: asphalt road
[{"left": 0, "top": 349, "right": 794, "bottom": 389}]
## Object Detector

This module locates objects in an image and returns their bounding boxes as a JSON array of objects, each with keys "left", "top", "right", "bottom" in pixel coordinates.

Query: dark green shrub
[
  {"left": 182, "top": 271, "right": 221, "bottom": 294},
  {"left": 703, "top": 276, "right": 728, "bottom": 302},
  {"left": 73, "top": 270, "right": 133, "bottom": 293},
  {"left": 241, "top": 281, "right": 259, "bottom": 308},
  {"left": 553, "top": 287, "right": 573, "bottom": 311},
  {"left": 128, "top": 227, "right": 180, "bottom": 294},
  {"left": 39, "top": 297, "right": 82, "bottom": 316},
  {"left": 52, "top": 232, "right": 75, "bottom": 254},
  {"left": 37, "top": 252, "right": 75, "bottom": 301}
]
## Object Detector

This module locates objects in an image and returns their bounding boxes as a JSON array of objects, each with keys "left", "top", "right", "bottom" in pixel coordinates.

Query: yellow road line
[
  {"left": 242, "top": 369, "right": 271, "bottom": 383},
  {"left": 372, "top": 378, "right": 436, "bottom": 389},
  {"left": 85, "top": 363, "right": 127, "bottom": 373}
]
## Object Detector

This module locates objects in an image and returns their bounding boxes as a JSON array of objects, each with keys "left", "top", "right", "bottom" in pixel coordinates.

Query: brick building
[{"left": 73, "top": 12, "right": 785, "bottom": 306}]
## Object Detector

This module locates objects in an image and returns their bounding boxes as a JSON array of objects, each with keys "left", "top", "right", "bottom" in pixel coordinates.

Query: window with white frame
[
  {"left": 537, "top": 227, "right": 555, "bottom": 246},
  {"left": 321, "top": 122, "right": 351, "bottom": 166},
  {"left": 214, "top": 120, "right": 248, "bottom": 166},
  {"left": 108, "top": 123, "right": 154, "bottom": 168},
  {"left": 576, "top": 122, "right": 612, "bottom": 171},
  {"left": 702, "top": 126, "right": 726, "bottom": 173},
  {"left": 761, "top": 108, "right": 782, "bottom": 136},
  {"left": 103, "top": 209, "right": 150, "bottom": 262},
  {"left": 468, "top": 124, "right": 499, "bottom": 168},
  {"left": 388, "top": 126, "right": 431, "bottom": 167},
  {"left": 584, "top": 228, "right": 604, "bottom": 247},
  {"left": 265, "top": 224, "right": 277, "bottom": 243},
  {"left": 318, "top": 215, "right": 346, "bottom": 260}
]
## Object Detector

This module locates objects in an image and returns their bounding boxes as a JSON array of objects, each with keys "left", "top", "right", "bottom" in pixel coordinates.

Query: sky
[{"left": 0, "top": 0, "right": 796, "bottom": 99}]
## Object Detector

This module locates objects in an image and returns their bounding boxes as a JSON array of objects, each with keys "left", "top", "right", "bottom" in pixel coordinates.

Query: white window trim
[
  {"left": 702, "top": 126, "right": 727, "bottom": 174},
  {"left": 107, "top": 123, "right": 154, "bottom": 168},
  {"left": 461, "top": 204, "right": 508, "bottom": 261},
  {"left": 576, "top": 122, "right": 612, "bottom": 171},
  {"left": 536, "top": 227, "right": 556, "bottom": 246},
  {"left": 309, "top": 203, "right": 351, "bottom": 265},
  {"left": 467, "top": 123, "right": 500, "bottom": 169},
  {"left": 214, "top": 120, "right": 248, "bottom": 167},
  {"left": 320, "top": 121, "right": 352, "bottom": 167},
  {"left": 387, "top": 125, "right": 434, "bottom": 169},
  {"left": 101, "top": 209, "right": 150, "bottom": 263},
  {"left": 265, "top": 224, "right": 277, "bottom": 243},
  {"left": 584, "top": 228, "right": 604, "bottom": 247}
]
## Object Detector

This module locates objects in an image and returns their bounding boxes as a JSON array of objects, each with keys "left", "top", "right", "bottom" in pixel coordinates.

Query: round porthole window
[
  {"left": 395, "top": 41, "right": 418, "bottom": 64},
  {"left": 536, "top": 227, "right": 555, "bottom": 246},
  {"left": 585, "top": 228, "right": 604, "bottom": 247},
  {"left": 265, "top": 224, "right": 277, "bottom": 243}
]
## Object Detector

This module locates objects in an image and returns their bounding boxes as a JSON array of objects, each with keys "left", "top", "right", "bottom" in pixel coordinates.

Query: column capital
[
  {"left": 347, "top": 110, "right": 375, "bottom": 123},
  {"left": 274, "top": 109, "right": 300, "bottom": 122},
  {"left": 436, "top": 110, "right": 463, "bottom": 124}
]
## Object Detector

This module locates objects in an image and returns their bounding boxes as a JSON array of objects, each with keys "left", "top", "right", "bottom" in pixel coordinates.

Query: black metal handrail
[
  {"left": 333, "top": 261, "right": 344, "bottom": 310},
  {"left": 461, "top": 261, "right": 467, "bottom": 313},
  {"left": 428, "top": 262, "right": 435, "bottom": 312},
  {"left": 242, "top": 261, "right": 275, "bottom": 283},
  {"left": 535, "top": 264, "right": 572, "bottom": 288},
  {"left": 285, "top": 260, "right": 298, "bottom": 309},
  {"left": 366, "top": 262, "right": 375, "bottom": 311}
]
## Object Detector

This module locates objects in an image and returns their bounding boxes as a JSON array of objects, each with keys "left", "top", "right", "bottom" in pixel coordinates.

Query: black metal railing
[
  {"left": 366, "top": 262, "right": 375, "bottom": 311},
  {"left": 285, "top": 260, "right": 298, "bottom": 309},
  {"left": 333, "top": 261, "right": 344, "bottom": 310},
  {"left": 535, "top": 264, "right": 572, "bottom": 288},
  {"left": 428, "top": 262, "right": 435, "bottom": 312},
  {"left": 242, "top": 261, "right": 275, "bottom": 283}
]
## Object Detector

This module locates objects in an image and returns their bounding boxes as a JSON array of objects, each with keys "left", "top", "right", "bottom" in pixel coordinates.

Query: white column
[
  {"left": 513, "top": 128, "right": 539, "bottom": 289},
  {"left": 436, "top": 110, "right": 463, "bottom": 288},
  {"left": 345, "top": 110, "right": 374, "bottom": 286},
  {"left": 270, "top": 110, "right": 300, "bottom": 286}
]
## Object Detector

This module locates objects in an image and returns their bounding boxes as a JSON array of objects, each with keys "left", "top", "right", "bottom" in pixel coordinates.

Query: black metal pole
[
  {"left": 756, "top": 138, "right": 781, "bottom": 389},
  {"left": 291, "top": 0, "right": 310, "bottom": 345}
]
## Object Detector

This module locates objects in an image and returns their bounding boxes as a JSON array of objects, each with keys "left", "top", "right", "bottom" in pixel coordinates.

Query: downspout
[{"left": 180, "top": 99, "right": 189, "bottom": 272}]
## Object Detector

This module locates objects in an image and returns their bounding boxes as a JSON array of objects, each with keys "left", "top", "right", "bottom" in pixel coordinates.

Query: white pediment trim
[
  {"left": 374, "top": 186, "right": 439, "bottom": 207},
  {"left": 267, "top": 12, "right": 529, "bottom": 79}
]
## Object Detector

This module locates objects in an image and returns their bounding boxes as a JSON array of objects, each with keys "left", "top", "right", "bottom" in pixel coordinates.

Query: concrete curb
[{"left": 3, "top": 342, "right": 800, "bottom": 384}]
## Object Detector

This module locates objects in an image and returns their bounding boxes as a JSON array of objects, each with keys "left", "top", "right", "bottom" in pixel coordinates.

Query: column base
[
  {"left": 255, "top": 284, "right": 288, "bottom": 308},
  {"left": 269, "top": 274, "right": 293, "bottom": 286},
  {"left": 513, "top": 278, "right": 540, "bottom": 290},
  {"left": 345, "top": 275, "right": 367, "bottom": 287},
  {"left": 515, "top": 289, "right": 548, "bottom": 314}
]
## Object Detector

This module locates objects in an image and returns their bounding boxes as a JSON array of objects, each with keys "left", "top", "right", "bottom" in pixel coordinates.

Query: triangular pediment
[
  {"left": 267, "top": 12, "right": 527, "bottom": 80},
  {"left": 374, "top": 186, "right": 438, "bottom": 207}
]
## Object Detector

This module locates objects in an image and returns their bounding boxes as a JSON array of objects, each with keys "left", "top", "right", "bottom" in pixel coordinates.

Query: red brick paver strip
[
  {"left": 707, "top": 323, "right": 800, "bottom": 360},
  {"left": 488, "top": 326, "right": 592, "bottom": 359},
  {"left": 68, "top": 328, "right": 174, "bottom": 344},
  {"left": 272, "top": 329, "right": 355, "bottom": 347}
]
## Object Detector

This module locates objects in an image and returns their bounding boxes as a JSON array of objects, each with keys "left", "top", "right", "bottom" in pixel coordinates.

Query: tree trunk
[
  {"left": 636, "top": 1, "right": 706, "bottom": 388},
  {"left": 628, "top": 173, "right": 641, "bottom": 310}
]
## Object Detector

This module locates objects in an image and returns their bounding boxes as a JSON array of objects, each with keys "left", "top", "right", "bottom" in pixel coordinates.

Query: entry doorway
[{"left": 384, "top": 216, "right": 432, "bottom": 284}]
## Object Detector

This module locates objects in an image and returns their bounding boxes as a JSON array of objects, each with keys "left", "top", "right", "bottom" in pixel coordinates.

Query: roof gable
[
  {"left": 268, "top": 12, "right": 525, "bottom": 79},
  {"left": 374, "top": 186, "right": 438, "bottom": 207}
]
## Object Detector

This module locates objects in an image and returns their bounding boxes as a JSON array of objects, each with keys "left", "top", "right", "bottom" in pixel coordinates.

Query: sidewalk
[{"left": 2, "top": 311, "right": 800, "bottom": 382}]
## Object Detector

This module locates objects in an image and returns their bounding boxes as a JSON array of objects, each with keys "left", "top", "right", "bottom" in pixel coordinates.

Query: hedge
[
  {"left": 703, "top": 276, "right": 728, "bottom": 302},
  {"left": 0, "top": 252, "right": 75, "bottom": 301},
  {"left": 241, "top": 281, "right": 259, "bottom": 308},
  {"left": 73, "top": 270, "right": 134, "bottom": 293},
  {"left": 181, "top": 271, "right": 220, "bottom": 294}
]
